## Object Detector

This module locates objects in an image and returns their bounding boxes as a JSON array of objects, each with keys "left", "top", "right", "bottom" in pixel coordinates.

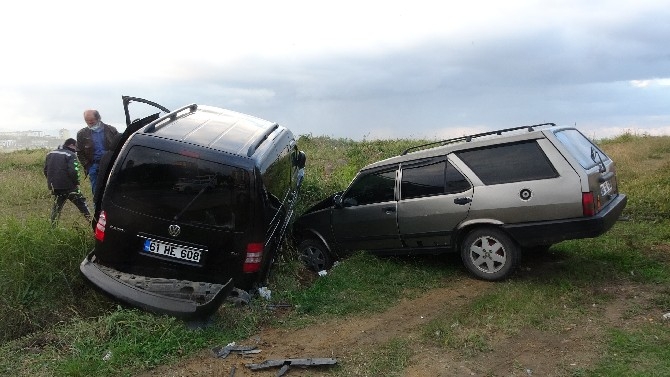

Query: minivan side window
[
  {"left": 263, "top": 144, "right": 292, "bottom": 205},
  {"left": 456, "top": 141, "right": 558, "bottom": 185},
  {"left": 344, "top": 169, "right": 396, "bottom": 206}
]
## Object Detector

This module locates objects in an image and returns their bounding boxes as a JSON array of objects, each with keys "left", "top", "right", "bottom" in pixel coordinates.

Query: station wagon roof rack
[{"left": 401, "top": 122, "right": 556, "bottom": 155}]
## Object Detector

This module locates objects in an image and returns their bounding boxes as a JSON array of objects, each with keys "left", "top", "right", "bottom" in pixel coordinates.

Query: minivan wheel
[
  {"left": 461, "top": 228, "right": 519, "bottom": 281},
  {"left": 298, "top": 239, "right": 332, "bottom": 272}
]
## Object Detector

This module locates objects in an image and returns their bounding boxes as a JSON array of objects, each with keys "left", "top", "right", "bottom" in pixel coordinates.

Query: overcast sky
[{"left": 1, "top": 0, "right": 669, "bottom": 141}]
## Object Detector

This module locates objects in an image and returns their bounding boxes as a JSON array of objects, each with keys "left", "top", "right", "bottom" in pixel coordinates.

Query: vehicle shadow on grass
[{"left": 513, "top": 246, "right": 612, "bottom": 285}]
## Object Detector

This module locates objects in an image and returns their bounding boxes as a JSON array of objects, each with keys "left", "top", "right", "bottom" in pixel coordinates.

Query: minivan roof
[{"left": 141, "top": 104, "right": 284, "bottom": 159}]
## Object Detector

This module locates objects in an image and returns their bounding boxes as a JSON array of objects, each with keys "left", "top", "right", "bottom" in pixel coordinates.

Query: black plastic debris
[
  {"left": 246, "top": 358, "right": 337, "bottom": 376},
  {"left": 211, "top": 343, "right": 260, "bottom": 359}
]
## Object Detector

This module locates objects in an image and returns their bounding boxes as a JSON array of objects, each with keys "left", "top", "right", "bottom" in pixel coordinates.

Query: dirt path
[{"left": 136, "top": 274, "right": 657, "bottom": 377}]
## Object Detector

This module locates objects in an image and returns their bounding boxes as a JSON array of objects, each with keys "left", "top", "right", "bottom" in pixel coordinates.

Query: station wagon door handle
[
  {"left": 382, "top": 206, "right": 396, "bottom": 214},
  {"left": 453, "top": 197, "right": 472, "bottom": 205}
]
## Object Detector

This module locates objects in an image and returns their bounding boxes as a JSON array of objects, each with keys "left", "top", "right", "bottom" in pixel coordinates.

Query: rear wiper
[
  {"left": 174, "top": 185, "right": 210, "bottom": 221},
  {"left": 590, "top": 146, "right": 606, "bottom": 173}
]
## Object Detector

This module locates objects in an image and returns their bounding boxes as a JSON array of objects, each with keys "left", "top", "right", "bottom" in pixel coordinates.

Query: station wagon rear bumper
[
  {"left": 80, "top": 252, "right": 233, "bottom": 318},
  {"left": 503, "top": 194, "right": 627, "bottom": 247}
]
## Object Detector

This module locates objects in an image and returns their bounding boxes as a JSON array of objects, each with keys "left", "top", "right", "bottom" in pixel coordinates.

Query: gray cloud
[{"left": 3, "top": 4, "right": 669, "bottom": 141}]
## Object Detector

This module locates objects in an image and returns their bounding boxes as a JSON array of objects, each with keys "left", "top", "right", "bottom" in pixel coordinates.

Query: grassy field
[{"left": 0, "top": 133, "right": 669, "bottom": 376}]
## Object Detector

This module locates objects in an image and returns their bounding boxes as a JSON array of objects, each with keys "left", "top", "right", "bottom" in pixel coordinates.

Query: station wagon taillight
[
  {"left": 95, "top": 211, "right": 107, "bottom": 242},
  {"left": 582, "top": 192, "right": 595, "bottom": 216},
  {"left": 243, "top": 243, "right": 264, "bottom": 273}
]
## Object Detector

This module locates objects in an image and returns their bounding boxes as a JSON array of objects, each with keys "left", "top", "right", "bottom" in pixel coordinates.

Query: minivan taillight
[
  {"left": 95, "top": 211, "right": 107, "bottom": 242},
  {"left": 243, "top": 243, "right": 264, "bottom": 273},
  {"left": 582, "top": 192, "right": 595, "bottom": 216}
]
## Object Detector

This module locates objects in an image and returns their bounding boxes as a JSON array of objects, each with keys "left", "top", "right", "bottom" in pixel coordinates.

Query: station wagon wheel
[
  {"left": 298, "top": 239, "right": 332, "bottom": 272},
  {"left": 461, "top": 227, "right": 519, "bottom": 281}
]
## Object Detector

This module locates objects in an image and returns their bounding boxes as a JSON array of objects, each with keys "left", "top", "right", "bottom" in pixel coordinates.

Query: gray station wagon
[{"left": 293, "top": 123, "right": 627, "bottom": 281}]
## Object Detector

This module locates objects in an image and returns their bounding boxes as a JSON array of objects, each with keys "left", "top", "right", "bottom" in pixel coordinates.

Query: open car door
[{"left": 92, "top": 96, "right": 171, "bottom": 220}]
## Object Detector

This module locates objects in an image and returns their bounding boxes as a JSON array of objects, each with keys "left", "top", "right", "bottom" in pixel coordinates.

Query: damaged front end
[{"left": 80, "top": 252, "right": 233, "bottom": 318}]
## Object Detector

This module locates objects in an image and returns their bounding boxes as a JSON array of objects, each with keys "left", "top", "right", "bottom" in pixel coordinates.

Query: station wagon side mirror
[{"left": 293, "top": 150, "right": 306, "bottom": 169}]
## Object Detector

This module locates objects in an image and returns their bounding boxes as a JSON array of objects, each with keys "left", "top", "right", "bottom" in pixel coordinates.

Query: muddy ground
[{"left": 137, "top": 254, "right": 665, "bottom": 377}]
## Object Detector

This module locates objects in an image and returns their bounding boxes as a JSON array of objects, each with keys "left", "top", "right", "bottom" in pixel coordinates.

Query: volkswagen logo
[{"left": 168, "top": 224, "right": 181, "bottom": 237}]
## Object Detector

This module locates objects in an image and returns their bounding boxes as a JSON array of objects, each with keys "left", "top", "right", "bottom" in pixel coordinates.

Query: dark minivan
[{"left": 80, "top": 97, "right": 305, "bottom": 318}]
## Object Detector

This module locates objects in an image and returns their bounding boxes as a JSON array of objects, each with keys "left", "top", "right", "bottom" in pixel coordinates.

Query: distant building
[
  {"left": 0, "top": 139, "right": 17, "bottom": 148},
  {"left": 0, "top": 130, "right": 60, "bottom": 151}
]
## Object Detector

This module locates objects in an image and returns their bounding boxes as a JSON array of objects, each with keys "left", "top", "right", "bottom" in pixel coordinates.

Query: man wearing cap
[
  {"left": 44, "top": 138, "right": 91, "bottom": 226},
  {"left": 76, "top": 110, "right": 119, "bottom": 195}
]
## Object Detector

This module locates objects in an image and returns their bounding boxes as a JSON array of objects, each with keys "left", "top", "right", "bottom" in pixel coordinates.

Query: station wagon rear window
[
  {"left": 554, "top": 129, "right": 610, "bottom": 170},
  {"left": 456, "top": 141, "right": 558, "bottom": 185},
  {"left": 108, "top": 146, "right": 250, "bottom": 229}
]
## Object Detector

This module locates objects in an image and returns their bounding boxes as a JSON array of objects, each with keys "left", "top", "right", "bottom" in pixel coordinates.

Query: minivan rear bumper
[
  {"left": 503, "top": 194, "right": 627, "bottom": 248},
  {"left": 80, "top": 252, "right": 233, "bottom": 318}
]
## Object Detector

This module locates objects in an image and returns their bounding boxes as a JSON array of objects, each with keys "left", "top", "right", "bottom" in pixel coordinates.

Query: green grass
[
  {"left": 590, "top": 325, "right": 670, "bottom": 377},
  {"left": 335, "top": 338, "right": 413, "bottom": 377},
  {"left": 0, "top": 217, "right": 105, "bottom": 341},
  {"left": 600, "top": 134, "right": 670, "bottom": 220},
  {"left": 2, "top": 306, "right": 260, "bottom": 377},
  {"left": 1, "top": 134, "right": 670, "bottom": 376},
  {"left": 286, "top": 252, "right": 449, "bottom": 318}
]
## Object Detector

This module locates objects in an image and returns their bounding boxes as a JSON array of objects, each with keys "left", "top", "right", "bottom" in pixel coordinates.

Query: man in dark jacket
[
  {"left": 44, "top": 138, "right": 91, "bottom": 226},
  {"left": 77, "top": 109, "right": 119, "bottom": 195}
]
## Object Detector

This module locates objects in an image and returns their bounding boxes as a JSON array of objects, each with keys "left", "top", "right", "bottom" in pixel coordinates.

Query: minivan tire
[
  {"left": 461, "top": 227, "right": 519, "bottom": 281},
  {"left": 298, "top": 239, "right": 332, "bottom": 272}
]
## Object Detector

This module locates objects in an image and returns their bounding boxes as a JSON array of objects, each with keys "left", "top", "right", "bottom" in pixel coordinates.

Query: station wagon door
[
  {"left": 331, "top": 167, "right": 403, "bottom": 252},
  {"left": 397, "top": 158, "right": 473, "bottom": 249}
]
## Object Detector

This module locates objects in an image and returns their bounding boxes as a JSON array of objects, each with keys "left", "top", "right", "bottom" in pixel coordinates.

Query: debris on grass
[
  {"left": 211, "top": 342, "right": 260, "bottom": 359},
  {"left": 246, "top": 357, "right": 337, "bottom": 376}
]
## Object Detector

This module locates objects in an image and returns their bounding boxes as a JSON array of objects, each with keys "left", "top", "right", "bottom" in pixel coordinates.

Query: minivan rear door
[{"left": 101, "top": 144, "right": 252, "bottom": 283}]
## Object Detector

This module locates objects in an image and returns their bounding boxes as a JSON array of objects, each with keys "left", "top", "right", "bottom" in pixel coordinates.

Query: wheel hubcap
[
  {"left": 303, "top": 246, "right": 325, "bottom": 270},
  {"left": 470, "top": 236, "right": 506, "bottom": 274}
]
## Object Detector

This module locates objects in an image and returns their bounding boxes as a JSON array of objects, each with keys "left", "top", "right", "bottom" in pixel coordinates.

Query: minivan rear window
[
  {"left": 109, "top": 146, "right": 250, "bottom": 230},
  {"left": 553, "top": 129, "right": 610, "bottom": 170}
]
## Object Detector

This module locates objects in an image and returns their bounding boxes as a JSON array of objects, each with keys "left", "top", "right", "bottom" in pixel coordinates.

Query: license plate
[
  {"left": 142, "top": 238, "right": 203, "bottom": 263},
  {"left": 600, "top": 180, "right": 612, "bottom": 196}
]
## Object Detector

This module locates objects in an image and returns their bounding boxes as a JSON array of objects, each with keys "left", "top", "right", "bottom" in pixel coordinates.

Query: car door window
[
  {"left": 445, "top": 161, "right": 471, "bottom": 194},
  {"left": 343, "top": 169, "right": 396, "bottom": 206},
  {"left": 401, "top": 161, "right": 445, "bottom": 199},
  {"left": 400, "top": 159, "right": 471, "bottom": 200}
]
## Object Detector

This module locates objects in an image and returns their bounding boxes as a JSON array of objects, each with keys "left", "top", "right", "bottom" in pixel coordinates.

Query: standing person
[
  {"left": 44, "top": 138, "right": 91, "bottom": 226},
  {"left": 76, "top": 109, "right": 119, "bottom": 195}
]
